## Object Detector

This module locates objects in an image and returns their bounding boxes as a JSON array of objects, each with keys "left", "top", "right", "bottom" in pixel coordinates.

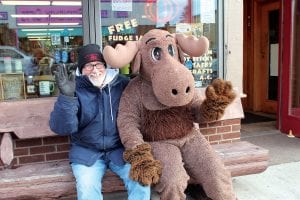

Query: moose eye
[
  {"left": 151, "top": 47, "right": 162, "bottom": 61},
  {"left": 168, "top": 44, "right": 175, "bottom": 57}
]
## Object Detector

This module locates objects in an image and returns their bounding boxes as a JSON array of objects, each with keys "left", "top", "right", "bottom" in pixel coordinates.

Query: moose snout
[
  {"left": 152, "top": 64, "right": 195, "bottom": 107},
  {"left": 171, "top": 85, "right": 191, "bottom": 95}
]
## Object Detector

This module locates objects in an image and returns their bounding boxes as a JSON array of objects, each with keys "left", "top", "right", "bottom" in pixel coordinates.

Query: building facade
[
  {"left": 243, "top": 0, "right": 300, "bottom": 137},
  {"left": 0, "top": 0, "right": 257, "bottom": 168}
]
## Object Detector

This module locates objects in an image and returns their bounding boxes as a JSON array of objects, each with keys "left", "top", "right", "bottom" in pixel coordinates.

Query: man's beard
[{"left": 88, "top": 70, "right": 106, "bottom": 88}]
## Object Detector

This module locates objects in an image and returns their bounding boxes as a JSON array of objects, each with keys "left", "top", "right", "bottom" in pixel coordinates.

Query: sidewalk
[
  {"left": 233, "top": 161, "right": 300, "bottom": 200},
  {"left": 233, "top": 121, "right": 300, "bottom": 200}
]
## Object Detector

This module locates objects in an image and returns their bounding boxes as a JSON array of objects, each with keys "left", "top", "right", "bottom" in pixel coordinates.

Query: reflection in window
[
  {"left": 0, "top": 1, "right": 83, "bottom": 101},
  {"left": 100, "top": 0, "right": 219, "bottom": 87}
]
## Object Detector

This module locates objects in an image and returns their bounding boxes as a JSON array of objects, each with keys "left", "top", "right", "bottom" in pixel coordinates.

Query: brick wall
[
  {"left": 0, "top": 118, "right": 241, "bottom": 169},
  {"left": 6, "top": 136, "right": 70, "bottom": 169},
  {"left": 199, "top": 118, "right": 241, "bottom": 144}
]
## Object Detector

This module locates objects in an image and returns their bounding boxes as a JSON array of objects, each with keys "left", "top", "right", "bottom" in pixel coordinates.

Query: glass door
[
  {"left": 279, "top": 0, "right": 300, "bottom": 137},
  {"left": 259, "top": 2, "right": 279, "bottom": 114}
]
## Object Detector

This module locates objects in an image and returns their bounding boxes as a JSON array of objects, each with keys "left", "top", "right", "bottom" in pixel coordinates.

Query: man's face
[{"left": 82, "top": 61, "right": 106, "bottom": 87}]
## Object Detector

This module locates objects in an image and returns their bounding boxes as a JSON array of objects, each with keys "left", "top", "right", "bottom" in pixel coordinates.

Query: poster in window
[
  {"left": 112, "top": 0, "right": 132, "bottom": 12},
  {"left": 0, "top": 12, "right": 8, "bottom": 20},
  {"left": 200, "top": 0, "right": 215, "bottom": 23},
  {"left": 176, "top": 23, "right": 192, "bottom": 35},
  {"left": 0, "top": 73, "right": 25, "bottom": 100},
  {"left": 51, "top": 33, "right": 61, "bottom": 46}
]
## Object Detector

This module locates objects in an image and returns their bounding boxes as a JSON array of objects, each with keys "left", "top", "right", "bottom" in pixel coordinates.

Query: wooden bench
[{"left": 0, "top": 141, "right": 269, "bottom": 199}]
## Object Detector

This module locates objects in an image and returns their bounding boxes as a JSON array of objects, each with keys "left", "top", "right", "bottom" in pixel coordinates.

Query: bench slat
[
  {"left": 227, "top": 161, "right": 269, "bottom": 177},
  {"left": 214, "top": 141, "right": 269, "bottom": 166},
  {"left": 0, "top": 141, "right": 269, "bottom": 199}
]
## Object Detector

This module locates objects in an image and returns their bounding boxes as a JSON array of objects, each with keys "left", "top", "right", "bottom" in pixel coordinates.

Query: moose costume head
[
  {"left": 103, "top": 29, "right": 237, "bottom": 200},
  {"left": 103, "top": 29, "right": 209, "bottom": 107}
]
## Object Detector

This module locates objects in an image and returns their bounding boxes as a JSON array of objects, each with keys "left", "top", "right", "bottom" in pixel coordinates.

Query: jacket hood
[
  {"left": 75, "top": 68, "right": 123, "bottom": 122},
  {"left": 75, "top": 68, "right": 120, "bottom": 89}
]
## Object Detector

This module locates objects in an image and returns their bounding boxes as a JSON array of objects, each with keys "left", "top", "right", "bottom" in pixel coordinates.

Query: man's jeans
[{"left": 71, "top": 160, "right": 151, "bottom": 200}]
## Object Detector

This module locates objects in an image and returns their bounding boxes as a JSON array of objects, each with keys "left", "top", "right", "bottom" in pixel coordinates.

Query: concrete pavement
[
  {"left": 233, "top": 121, "right": 300, "bottom": 200},
  {"left": 233, "top": 161, "right": 300, "bottom": 200}
]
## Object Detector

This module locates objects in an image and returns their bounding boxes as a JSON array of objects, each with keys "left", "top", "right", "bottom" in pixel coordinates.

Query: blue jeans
[{"left": 71, "top": 160, "right": 151, "bottom": 200}]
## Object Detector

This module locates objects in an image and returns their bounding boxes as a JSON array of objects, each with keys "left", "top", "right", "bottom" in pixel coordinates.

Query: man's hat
[{"left": 77, "top": 44, "right": 106, "bottom": 72}]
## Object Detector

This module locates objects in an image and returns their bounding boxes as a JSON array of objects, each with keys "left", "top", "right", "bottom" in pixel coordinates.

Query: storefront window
[
  {"left": 99, "top": 0, "right": 220, "bottom": 87},
  {"left": 0, "top": 0, "right": 83, "bottom": 101}
]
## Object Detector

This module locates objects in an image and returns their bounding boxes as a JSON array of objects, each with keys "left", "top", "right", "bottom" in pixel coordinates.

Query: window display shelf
[{"left": 0, "top": 73, "right": 60, "bottom": 101}]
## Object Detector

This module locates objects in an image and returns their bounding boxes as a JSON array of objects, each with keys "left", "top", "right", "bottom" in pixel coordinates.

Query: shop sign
[
  {"left": 107, "top": 18, "right": 138, "bottom": 34},
  {"left": 191, "top": 52, "right": 213, "bottom": 70},
  {"left": 16, "top": 6, "right": 82, "bottom": 24},
  {"left": 112, "top": 0, "right": 133, "bottom": 12},
  {"left": 188, "top": 50, "right": 214, "bottom": 87},
  {"left": 0, "top": 12, "right": 8, "bottom": 20},
  {"left": 108, "top": 34, "right": 142, "bottom": 41}
]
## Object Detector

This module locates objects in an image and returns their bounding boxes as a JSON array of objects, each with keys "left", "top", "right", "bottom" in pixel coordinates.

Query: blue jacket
[{"left": 49, "top": 69, "right": 129, "bottom": 166}]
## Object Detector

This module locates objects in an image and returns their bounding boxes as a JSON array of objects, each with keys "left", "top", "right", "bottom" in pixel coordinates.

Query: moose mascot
[{"left": 103, "top": 29, "right": 237, "bottom": 200}]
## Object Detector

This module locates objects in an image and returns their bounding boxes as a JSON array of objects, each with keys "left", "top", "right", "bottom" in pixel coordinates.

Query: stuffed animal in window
[{"left": 103, "top": 29, "right": 237, "bottom": 200}]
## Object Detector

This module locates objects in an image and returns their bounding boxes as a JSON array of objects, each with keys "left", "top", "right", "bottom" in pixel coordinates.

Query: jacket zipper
[{"left": 100, "top": 88, "right": 106, "bottom": 151}]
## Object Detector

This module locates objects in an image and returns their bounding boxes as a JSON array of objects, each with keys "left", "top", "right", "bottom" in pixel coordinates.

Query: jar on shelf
[{"left": 26, "top": 75, "right": 38, "bottom": 98}]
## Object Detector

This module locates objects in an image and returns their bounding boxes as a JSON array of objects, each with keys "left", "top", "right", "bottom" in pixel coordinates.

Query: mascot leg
[
  {"left": 150, "top": 141, "right": 189, "bottom": 200},
  {"left": 182, "top": 129, "right": 236, "bottom": 200}
]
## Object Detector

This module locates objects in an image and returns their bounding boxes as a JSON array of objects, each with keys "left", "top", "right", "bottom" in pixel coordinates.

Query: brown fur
[
  {"left": 193, "top": 79, "right": 237, "bottom": 122},
  {"left": 104, "top": 29, "right": 237, "bottom": 200},
  {"left": 123, "top": 143, "right": 152, "bottom": 163},
  {"left": 130, "top": 159, "right": 162, "bottom": 186},
  {"left": 123, "top": 143, "right": 162, "bottom": 185},
  {"left": 142, "top": 105, "right": 194, "bottom": 141}
]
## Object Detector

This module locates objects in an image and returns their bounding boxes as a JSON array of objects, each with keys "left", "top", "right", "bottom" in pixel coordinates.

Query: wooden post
[{"left": 0, "top": 133, "right": 14, "bottom": 166}]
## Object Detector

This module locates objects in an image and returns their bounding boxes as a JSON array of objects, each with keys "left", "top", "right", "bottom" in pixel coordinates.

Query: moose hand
[
  {"left": 54, "top": 64, "right": 76, "bottom": 97},
  {"left": 124, "top": 143, "right": 162, "bottom": 186},
  {"left": 200, "top": 78, "right": 236, "bottom": 121}
]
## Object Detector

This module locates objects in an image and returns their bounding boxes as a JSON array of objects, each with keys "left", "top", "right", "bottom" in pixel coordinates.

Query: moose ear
[
  {"left": 177, "top": 45, "right": 185, "bottom": 64},
  {"left": 131, "top": 51, "right": 142, "bottom": 73},
  {"left": 103, "top": 41, "right": 138, "bottom": 68},
  {"left": 176, "top": 34, "right": 209, "bottom": 57}
]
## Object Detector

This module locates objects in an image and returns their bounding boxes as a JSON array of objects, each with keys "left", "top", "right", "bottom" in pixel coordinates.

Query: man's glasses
[{"left": 84, "top": 62, "right": 105, "bottom": 71}]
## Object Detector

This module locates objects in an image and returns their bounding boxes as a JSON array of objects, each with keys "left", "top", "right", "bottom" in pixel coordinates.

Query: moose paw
[{"left": 205, "top": 78, "right": 236, "bottom": 105}]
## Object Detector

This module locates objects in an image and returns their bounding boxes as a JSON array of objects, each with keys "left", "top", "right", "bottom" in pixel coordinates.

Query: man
[{"left": 49, "top": 44, "right": 150, "bottom": 200}]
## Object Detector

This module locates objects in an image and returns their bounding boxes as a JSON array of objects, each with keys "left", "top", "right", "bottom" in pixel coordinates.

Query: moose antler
[
  {"left": 103, "top": 41, "right": 139, "bottom": 68},
  {"left": 176, "top": 34, "right": 209, "bottom": 57}
]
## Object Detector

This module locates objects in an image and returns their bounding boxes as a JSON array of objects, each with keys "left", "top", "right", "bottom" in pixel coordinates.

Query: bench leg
[{"left": 0, "top": 133, "right": 14, "bottom": 166}]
